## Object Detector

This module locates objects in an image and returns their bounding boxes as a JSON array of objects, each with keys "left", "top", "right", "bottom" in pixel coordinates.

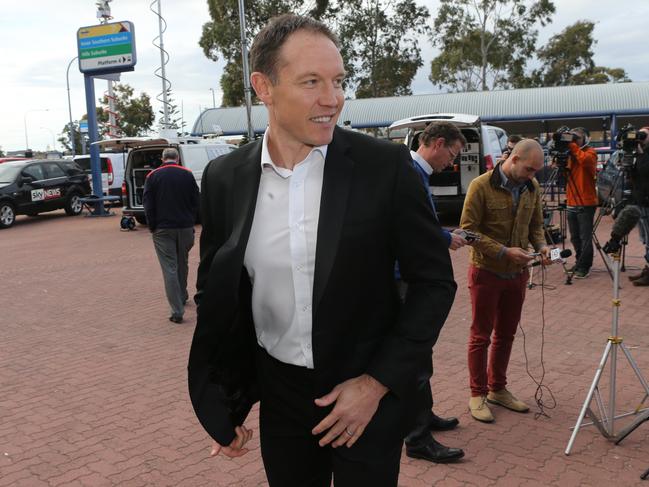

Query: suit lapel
[
  {"left": 313, "top": 128, "right": 354, "bottom": 314},
  {"left": 231, "top": 142, "right": 262, "bottom": 254}
]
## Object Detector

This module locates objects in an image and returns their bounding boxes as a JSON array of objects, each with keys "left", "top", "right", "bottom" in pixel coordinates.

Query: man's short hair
[
  {"left": 419, "top": 122, "right": 467, "bottom": 148},
  {"left": 162, "top": 147, "right": 179, "bottom": 161},
  {"left": 249, "top": 14, "right": 340, "bottom": 84},
  {"left": 508, "top": 134, "right": 523, "bottom": 144}
]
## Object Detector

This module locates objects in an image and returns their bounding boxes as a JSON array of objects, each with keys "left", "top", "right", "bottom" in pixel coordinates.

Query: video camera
[
  {"left": 548, "top": 126, "right": 578, "bottom": 167},
  {"left": 616, "top": 124, "right": 647, "bottom": 171}
]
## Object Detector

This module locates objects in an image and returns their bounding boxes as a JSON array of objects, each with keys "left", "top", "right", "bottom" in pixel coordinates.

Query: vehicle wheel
[
  {"left": 0, "top": 201, "right": 16, "bottom": 229},
  {"left": 135, "top": 215, "right": 147, "bottom": 225},
  {"left": 65, "top": 193, "right": 83, "bottom": 216}
]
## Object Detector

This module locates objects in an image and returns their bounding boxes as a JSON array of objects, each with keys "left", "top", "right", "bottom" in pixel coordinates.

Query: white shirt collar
[
  {"left": 410, "top": 150, "right": 433, "bottom": 175},
  {"left": 261, "top": 128, "right": 328, "bottom": 178}
]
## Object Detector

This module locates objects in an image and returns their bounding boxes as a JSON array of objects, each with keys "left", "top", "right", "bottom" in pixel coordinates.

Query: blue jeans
[{"left": 567, "top": 206, "right": 596, "bottom": 272}]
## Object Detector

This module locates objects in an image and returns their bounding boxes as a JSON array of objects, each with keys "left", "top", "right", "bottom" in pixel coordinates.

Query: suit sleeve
[
  {"left": 366, "top": 145, "right": 457, "bottom": 398},
  {"left": 195, "top": 160, "right": 224, "bottom": 306},
  {"left": 441, "top": 228, "right": 452, "bottom": 247}
]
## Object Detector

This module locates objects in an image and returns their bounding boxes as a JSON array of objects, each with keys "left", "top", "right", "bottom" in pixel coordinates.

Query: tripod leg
[
  {"left": 566, "top": 341, "right": 613, "bottom": 455},
  {"left": 528, "top": 264, "right": 536, "bottom": 289},
  {"left": 620, "top": 344, "right": 649, "bottom": 397},
  {"left": 641, "top": 467, "right": 649, "bottom": 480},
  {"left": 614, "top": 409, "right": 649, "bottom": 445}
]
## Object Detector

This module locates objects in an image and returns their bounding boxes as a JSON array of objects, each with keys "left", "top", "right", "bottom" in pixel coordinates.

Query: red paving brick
[{"left": 1, "top": 208, "right": 648, "bottom": 486}]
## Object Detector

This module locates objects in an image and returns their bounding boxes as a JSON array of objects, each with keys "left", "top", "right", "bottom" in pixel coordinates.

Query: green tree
[
  {"left": 157, "top": 88, "right": 185, "bottom": 134},
  {"left": 97, "top": 83, "right": 155, "bottom": 136},
  {"left": 336, "top": 0, "right": 430, "bottom": 98},
  {"left": 429, "top": 0, "right": 555, "bottom": 92},
  {"left": 532, "top": 21, "right": 630, "bottom": 86},
  {"left": 200, "top": 0, "right": 330, "bottom": 107},
  {"left": 57, "top": 121, "right": 85, "bottom": 154}
]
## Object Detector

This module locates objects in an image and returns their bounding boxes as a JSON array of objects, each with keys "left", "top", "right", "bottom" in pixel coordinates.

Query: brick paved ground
[{"left": 1, "top": 208, "right": 648, "bottom": 486}]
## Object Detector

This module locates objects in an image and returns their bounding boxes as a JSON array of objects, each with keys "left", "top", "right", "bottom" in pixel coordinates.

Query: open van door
[
  {"left": 93, "top": 138, "right": 174, "bottom": 152},
  {"left": 388, "top": 114, "right": 481, "bottom": 151}
]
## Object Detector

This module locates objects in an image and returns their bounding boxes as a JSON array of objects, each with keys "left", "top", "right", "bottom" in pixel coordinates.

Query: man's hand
[
  {"left": 449, "top": 231, "right": 467, "bottom": 250},
  {"left": 209, "top": 425, "right": 253, "bottom": 458},
  {"left": 312, "top": 374, "right": 388, "bottom": 449},
  {"left": 539, "top": 246, "right": 552, "bottom": 266},
  {"left": 505, "top": 247, "right": 536, "bottom": 265}
]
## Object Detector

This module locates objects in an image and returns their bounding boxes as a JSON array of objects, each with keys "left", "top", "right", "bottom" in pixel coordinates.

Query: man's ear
[{"left": 251, "top": 72, "right": 272, "bottom": 105}]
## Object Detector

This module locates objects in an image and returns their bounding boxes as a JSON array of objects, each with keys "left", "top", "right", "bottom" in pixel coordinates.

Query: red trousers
[{"left": 467, "top": 265, "right": 528, "bottom": 397}]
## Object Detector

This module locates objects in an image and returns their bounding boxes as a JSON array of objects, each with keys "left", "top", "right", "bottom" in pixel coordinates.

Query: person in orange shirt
[{"left": 565, "top": 127, "right": 598, "bottom": 278}]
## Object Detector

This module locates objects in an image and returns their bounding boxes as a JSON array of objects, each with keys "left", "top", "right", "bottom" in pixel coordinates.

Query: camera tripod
[
  {"left": 539, "top": 166, "right": 580, "bottom": 286},
  {"left": 565, "top": 247, "right": 649, "bottom": 455}
]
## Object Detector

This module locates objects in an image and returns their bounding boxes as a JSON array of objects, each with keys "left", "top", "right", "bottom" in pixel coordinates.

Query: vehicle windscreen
[
  {"left": 74, "top": 157, "right": 109, "bottom": 172},
  {"left": 0, "top": 164, "right": 23, "bottom": 182}
]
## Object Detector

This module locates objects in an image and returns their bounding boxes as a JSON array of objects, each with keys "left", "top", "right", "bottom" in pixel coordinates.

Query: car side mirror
[{"left": 19, "top": 175, "right": 35, "bottom": 186}]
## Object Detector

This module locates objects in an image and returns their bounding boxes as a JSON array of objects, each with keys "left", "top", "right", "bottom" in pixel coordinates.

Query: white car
[
  {"left": 73, "top": 152, "right": 126, "bottom": 199},
  {"left": 388, "top": 113, "right": 509, "bottom": 214}
]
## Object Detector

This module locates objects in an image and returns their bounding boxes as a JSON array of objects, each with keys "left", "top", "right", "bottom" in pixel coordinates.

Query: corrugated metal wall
[{"left": 192, "top": 82, "right": 649, "bottom": 136}]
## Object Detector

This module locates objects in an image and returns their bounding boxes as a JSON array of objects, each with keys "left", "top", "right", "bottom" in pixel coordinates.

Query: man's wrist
[{"left": 363, "top": 374, "right": 389, "bottom": 398}]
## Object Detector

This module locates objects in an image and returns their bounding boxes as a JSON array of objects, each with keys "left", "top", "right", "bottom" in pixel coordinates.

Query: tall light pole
[
  {"left": 66, "top": 56, "right": 79, "bottom": 156},
  {"left": 209, "top": 88, "right": 216, "bottom": 109},
  {"left": 23, "top": 108, "right": 50, "bottom": 151},
  {"left": 238, "top": 0, "right": 255, "bottom": 141}
]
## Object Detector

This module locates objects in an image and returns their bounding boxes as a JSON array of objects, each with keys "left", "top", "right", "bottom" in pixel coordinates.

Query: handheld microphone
[
  {"left": 529, "top": 248, "right": 572, "bottom": 267},
  {"left": 604, "top": 205, "right": 642, "bottom": 254}
]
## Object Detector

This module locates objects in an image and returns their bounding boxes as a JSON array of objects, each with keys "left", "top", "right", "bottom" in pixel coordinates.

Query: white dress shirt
[
  {"left": 243, "top": 130, "right": 327, "bottom": 368},
  {"left": 410, "top": 150, "right": 433, "bottom": 175}
]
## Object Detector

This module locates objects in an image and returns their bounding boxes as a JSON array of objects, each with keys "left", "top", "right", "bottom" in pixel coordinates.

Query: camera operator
[
  {"left": 497, "top": 134, "right": 523, "bottom": 164},
  {"left": 565, "top": 127, "right": 598, "bottom": 279},
  {"left": 627, "top": 126, "right": 649, "bottom": 286}
]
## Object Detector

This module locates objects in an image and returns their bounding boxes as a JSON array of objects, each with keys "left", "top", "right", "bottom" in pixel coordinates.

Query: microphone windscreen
[
  {"left": 611, "top": 205, "right": 642, "bottom": 239},
  {"left": 559, "top": 249, "right": 572, "bottom": 258}
]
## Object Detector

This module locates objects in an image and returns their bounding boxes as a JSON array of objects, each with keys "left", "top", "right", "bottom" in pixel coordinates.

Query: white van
[
  {"left": 95, "top": 136, "right": 237, "bottom": 224},
  {"left": 388, "top": 113, "right": 508, "bottom": 213},
  {"left": 73, "top": 152, "right": 126, "bottom": 199}
]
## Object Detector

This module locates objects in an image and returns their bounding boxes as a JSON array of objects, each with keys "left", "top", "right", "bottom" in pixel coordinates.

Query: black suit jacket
[{"left": 188, "top": 127, "right": 456, "bottom": 450}]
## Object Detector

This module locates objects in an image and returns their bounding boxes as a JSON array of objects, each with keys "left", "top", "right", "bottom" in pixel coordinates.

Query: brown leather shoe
[
  {"left": 633, "top": 272, "right": 649, "bottom": 286},
  {"left": 629, "top": 265, "right": 649, "bottom": 282}
]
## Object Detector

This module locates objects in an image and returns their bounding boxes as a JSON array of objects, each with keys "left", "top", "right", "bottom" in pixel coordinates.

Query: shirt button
[{"left": 306, "top": 343, "right": 312, "bottom": 350}]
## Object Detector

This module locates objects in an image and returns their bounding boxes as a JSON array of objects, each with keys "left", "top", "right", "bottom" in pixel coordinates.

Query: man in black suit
[{"left": 188, "top": 14, "right": 456, "bottom": 487}]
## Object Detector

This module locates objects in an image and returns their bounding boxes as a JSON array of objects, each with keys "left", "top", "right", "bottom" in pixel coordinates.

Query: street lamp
[
  {"left": 67, "top": 56, "right": 79, "bottom": 156},
  {"left": 23, "top": 108, "right": 50, "bottom": 151},
  {"left": 209, "top": 88, "right": 216, "bottom": 108}
]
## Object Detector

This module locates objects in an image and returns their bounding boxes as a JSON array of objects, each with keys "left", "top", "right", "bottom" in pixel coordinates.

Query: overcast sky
[{"left": 1, "top": 0, "right": 648, "bottom": 152}]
